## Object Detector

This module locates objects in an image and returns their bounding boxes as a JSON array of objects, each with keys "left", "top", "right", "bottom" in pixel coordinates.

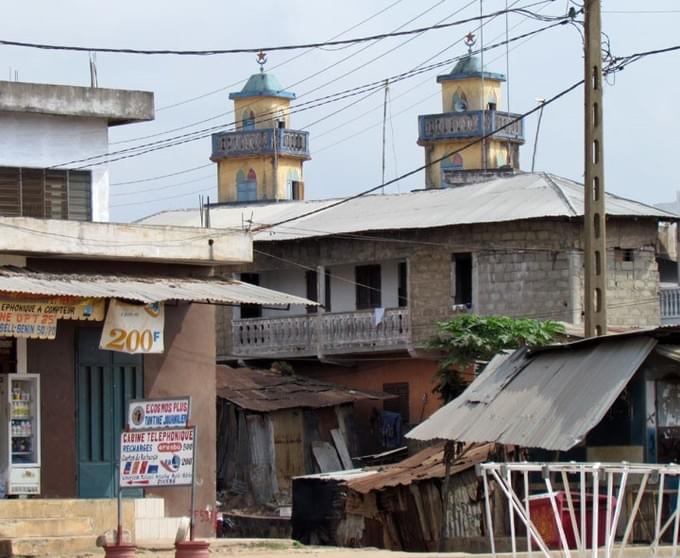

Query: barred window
[{"left": 0, "top": 167, "right": 91, "bottom": 221}]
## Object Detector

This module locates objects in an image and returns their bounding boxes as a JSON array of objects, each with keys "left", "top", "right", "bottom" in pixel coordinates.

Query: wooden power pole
[{"left": 584, "top": 0, "right": 607, "bottom": 337}]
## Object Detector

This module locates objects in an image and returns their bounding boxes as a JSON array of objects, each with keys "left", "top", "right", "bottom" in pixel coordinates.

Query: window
[
  {"left": 0, "top": 166, "right": 92, "bottom": 221},
  {"left": 383, "top": 382, "right": 410, "bottom": 424},
  {"left": 615, "top": 248, "right": 634, "bottom": 263},
  {"left": 452, "top": 89, "right": 468, "bottom": 112},
  {"left": 355, "top": 264, "right": 381, "bottom": 310},
  {"left": 398, "top": 261, "right": 408, "bottom": 307},
  {"left": 305, "top": 270, "right": 318, "bottom": 314},
  {"left": 242, "top": 110, "right": 255, "bottom": 130},
  {"left": 239, "top": 273, "right": 262, "bottom": 319},
  {"left": 324, "top": 269, "right": 332, "bottom": 312},
  {"left": 236, "top": 168, "right": 257, "bottom": 202},
  {"left": 452, "top": 253, "right": 473, "bottom": 306}
]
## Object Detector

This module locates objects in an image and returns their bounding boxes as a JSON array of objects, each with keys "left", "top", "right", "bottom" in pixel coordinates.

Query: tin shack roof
[
  {"left": 216, "top": 365, "right": 394, "bottom": 412},
  {"left": 407, "top": 334, "right": 661, "bottom": 451}
]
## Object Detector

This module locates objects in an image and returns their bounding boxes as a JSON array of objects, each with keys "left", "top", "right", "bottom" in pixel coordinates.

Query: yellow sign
[
  {"left": 99, "top": 299, "right": 164, "bottom": 354},
  {"left": 0, "top": 297, "right": 105, "bottom": 339}
]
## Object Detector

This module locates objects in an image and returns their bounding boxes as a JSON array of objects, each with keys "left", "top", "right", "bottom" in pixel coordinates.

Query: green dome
[
  {"left": 437, "top": 55, "right": 506, "bottom": 83},
  {"left": 229, "top": 72, "right": 296, "bottom": 100}
]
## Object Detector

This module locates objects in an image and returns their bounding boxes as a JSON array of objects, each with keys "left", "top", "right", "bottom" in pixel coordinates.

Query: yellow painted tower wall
[
  {"left": 440, "top": 78, "right": 503, "bottom": 112},
  {"left": 234, "top": 97, "right": 291, "bottom": 130},
  {"left": 426, "top": 140, "right": 511, "bottom": 188},
  {"left": 217, "top": 157, "right": 303, "bottom": 202}
]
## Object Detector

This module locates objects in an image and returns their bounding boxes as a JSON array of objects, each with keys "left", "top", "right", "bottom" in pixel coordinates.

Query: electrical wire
[{"left": 0, "top": 5, "right": 557, "bottom": 56}]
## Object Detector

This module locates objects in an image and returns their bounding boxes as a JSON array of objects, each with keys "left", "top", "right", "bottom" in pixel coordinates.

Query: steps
[{"left": 0, "top": 498, "right": 135, "bottom": 557}]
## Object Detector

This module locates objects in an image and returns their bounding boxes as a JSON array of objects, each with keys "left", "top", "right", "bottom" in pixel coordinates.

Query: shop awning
[{"left": 0, "top": 266, "right": 317, "bottom": 306}]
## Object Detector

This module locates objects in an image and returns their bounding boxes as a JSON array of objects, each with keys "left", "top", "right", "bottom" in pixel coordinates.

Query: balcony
[
  {"left": 211, "top": 128, "right": 310, "bottom": 160},
  {"left": 231, "top": 308, "right": 411, "bottom": 358},
  {"left": 418, "top": 110, "right": 525, "bottom": 144},
  {"left": 661, "top": 286, "right": 680, "bottom": 325}
]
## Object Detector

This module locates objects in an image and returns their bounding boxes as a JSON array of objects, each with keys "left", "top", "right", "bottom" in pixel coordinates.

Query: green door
[{"left": 76, "top": 328, "right": 143, "bottom": 498}]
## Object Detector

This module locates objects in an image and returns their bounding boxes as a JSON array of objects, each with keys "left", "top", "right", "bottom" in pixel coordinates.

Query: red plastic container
[{"left": 527, "top": 492, "right": 615, "bottom": 549}]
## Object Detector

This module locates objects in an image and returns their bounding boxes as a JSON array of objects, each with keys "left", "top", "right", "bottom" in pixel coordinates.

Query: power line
[
  {"left": 255, "top": 78, "right": 584, "bottom": 233},
  {"left": 64, "top": 18, "right": 570, "bottom": 175},
  {"left": 111, "top": 164, "right": 212, "bottom": 186},
  {"left": 0, "top": 6, "right": 558, "bottom": 56}
]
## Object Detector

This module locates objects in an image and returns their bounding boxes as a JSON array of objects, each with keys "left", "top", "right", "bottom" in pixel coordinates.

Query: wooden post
[{"left": 583, "top": 0, "right": 607, "bottom": 336}]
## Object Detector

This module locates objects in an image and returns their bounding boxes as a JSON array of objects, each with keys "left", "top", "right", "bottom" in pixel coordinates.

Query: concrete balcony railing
[
  {"left": 418, "top": 110, "right": 525, "bottom": 144},
  {"left": 661, "top": 286, "right": 680, "bottom": 325},
  {"left": 211, "top": 128, "right": 310, "bottom": 160},
  {"left": 231, "top": 308, "right": 411, "bottom": 358}
]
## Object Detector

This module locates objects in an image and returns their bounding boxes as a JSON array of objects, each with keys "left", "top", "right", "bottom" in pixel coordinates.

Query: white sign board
[
  {"left": 120, "top": 427, "right": 195, "bottom": 488},
  {"left": 127, "top": 398, "right": 190, "bottom": 430},
  {"left": 99, "top": 299, "right": 164, "bottom": 354}
]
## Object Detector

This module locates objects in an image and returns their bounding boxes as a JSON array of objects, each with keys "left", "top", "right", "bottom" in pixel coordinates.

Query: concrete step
[
  {"left": 0, "top": 517, "right": 94, "bottom": 538},
  {"left": 0, "top": 535, "right": 99, "bottom": 557}
]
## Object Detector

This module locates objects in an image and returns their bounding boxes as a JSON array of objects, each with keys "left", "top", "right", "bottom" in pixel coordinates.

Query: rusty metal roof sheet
[
  {"left": 140, "top": 173, "right": 677, "bottom": 241},
  {"left": 345, "top": 442, "right": 494, "bottom": 494},
  {"left": 216, "top": 365, "right": 393, "bottom": 412},
  {"left": 406, "top": 335, "right": 658, "bottom": 451},
  {"left": 0, "top": 266, "right": 315, "bottom": 306}
]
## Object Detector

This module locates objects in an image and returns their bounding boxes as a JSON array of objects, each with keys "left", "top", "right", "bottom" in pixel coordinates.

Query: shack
[
  {"left": 292, "top": 443, "right": 498, "bottom": 551},
  {"left": 216, "top": 365, "right": 392, "bottom": 507}
]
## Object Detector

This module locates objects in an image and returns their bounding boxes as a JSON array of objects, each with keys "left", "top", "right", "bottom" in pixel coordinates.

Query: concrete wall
[
  {"left": 144, "top": 303, "right": 216, "bottom": 537},
  {"left": 217, "top": 217, "right": 661, "bottom": 351},
  {"left": 0, "top": 113, "right": 110, "bottom": 220},
  {"left": 217, "top": 155, "right": 304, "bottom": 202}
]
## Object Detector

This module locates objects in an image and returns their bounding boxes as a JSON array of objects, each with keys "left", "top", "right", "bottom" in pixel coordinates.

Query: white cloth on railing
[{"left": 372, "top": 307, "right": 385, "bottom": 326}]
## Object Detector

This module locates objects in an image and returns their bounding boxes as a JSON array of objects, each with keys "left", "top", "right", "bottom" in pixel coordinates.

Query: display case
[{"left": 0, "top": 374, "right": 40, "bottom": 495}]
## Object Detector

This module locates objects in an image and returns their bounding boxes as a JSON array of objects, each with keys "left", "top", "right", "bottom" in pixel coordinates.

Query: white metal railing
[
  {"left": 661, "top": 287, "right": 680, "bottom": 324},
  {"left": 478, "top": 461, "right": 680, "bottom": 558},
  {"left": 232, "top": 308, "right": 410, "bottom": 357}
]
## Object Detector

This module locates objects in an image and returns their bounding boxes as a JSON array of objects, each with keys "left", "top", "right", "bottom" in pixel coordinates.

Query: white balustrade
[
  {"left": 232, "top": 308, "right": 411, "bottom": 357},
  {"left": 661, "top": 286, "right": 680, "bottom": 325}
]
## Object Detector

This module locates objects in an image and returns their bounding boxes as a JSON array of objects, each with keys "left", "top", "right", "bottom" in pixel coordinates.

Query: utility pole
[
  {"left": 584, "top": 0, "right": 607, "bottom": 336},
  {"left": 381, "top": 79, "right": 389, "bottom": 193}
]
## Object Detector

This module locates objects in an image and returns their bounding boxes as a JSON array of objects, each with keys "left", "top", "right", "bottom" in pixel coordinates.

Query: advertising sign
[
  {"left": 127, "top": 397, "right": 190, "bottom": 430},
  {"left": 0, "top": 297, "right": 104, "bottom": 339},
  {"left": 99, "top": 299, "right": 164, "bottom": 354},
  {"left": 119, "top": 427, "right": 195, "bottom": 487}
]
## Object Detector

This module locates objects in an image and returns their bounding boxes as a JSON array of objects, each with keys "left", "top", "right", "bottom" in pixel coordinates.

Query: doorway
[{"left": 76, "top": 328, "right": 143, "bottom": 497}]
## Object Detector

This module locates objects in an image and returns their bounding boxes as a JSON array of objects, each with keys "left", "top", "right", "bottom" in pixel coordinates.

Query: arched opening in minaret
[
  {"left": 242, "top": 110, "right": 256, "bottom": 130},
  {"left": 236, "top": 168, "right": 257, "bottom": 201},
  {"left": 286, "top": 169, "right": 300, "bottom": 200},
  {"left": 452, "top": 89, "right": 468, "bottom": 112}
]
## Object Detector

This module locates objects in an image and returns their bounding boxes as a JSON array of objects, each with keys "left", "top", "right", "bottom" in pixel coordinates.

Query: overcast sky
[{"left": 2, "top": 0, "right": 678, "bottom": 222}]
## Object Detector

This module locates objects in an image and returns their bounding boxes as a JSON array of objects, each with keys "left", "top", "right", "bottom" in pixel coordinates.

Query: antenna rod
[{"left": 381, "top": 79, "right": 389, "bottom": 193}]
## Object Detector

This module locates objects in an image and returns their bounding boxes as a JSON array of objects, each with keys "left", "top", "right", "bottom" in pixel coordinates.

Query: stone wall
[{"left": 217, "top": 217, "right": 661, "bottom": 352}]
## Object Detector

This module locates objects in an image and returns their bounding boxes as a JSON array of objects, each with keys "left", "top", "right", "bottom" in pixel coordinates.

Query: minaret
[
  {"left": 417, "top": 33, "right": 525, "bottom": 188},
  {"left": 211, "top": 51, "right": 310, "bottom": 203}
]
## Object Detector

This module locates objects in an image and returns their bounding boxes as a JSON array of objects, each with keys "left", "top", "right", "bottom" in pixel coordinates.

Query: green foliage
[{"left": 429, "top": 314, "right": 565, "bottom": 403}]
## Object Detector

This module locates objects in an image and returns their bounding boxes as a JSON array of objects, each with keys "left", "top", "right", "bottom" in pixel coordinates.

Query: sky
[{"left": 1, "top": 0, "right": 678, "bottom": 223}]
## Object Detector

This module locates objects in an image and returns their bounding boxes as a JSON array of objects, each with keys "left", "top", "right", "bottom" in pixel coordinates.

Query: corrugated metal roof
[
  {"left": 216, "top": 365, "right": 393, "bottom": 412},
  {"left": 139, "top": 173, "right": 677, "bottom": 241},
  {"left": 0, "top": 266, "right": 315, "bottom": 306},
  {"left": 406, "top": 335, "right": 658, "bottom": 451},
  {"left": 346, "top": 442, "right": 493, "bottom": 494}
]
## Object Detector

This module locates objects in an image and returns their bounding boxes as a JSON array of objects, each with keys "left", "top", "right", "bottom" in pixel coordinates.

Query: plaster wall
[
  {"left": 426, "top": 139, "right": 511, "bottom": 188},
  {"left": 260, "top": 269, "right": 307, "bottom": 318},
  {"left": 234, "top": 97, "right": 291, "bottom": 130},
  {"left": 144, "top": 303, "right": 216, "bottom": 537},
  {"left": 440, "top": 78, "right": 503, "bottom": 112},
  {"left": 217, "top": 156, "right": 303, "bottom": 202},
  {"left": 0, "top": 113, "right": 110, "bottom": 220}
]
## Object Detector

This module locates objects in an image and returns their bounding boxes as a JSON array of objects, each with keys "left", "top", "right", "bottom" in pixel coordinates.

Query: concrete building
[
  {"left": 0, "top": 80, "right": 154, "bottom": 222},
  {"left": 0, "top": 80, "right": 315, "bottom": 555},
  {"left": 142, "top": 55, "right": 678, "bottom": 457}
]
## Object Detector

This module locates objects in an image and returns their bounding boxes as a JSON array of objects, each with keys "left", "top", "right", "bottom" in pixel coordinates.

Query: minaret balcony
[
  {"left": 211, "top": 128, "right": 311, "bottom": 161},
  {"left": 417, "top": 110, "right": 525, "bottom": 144}
]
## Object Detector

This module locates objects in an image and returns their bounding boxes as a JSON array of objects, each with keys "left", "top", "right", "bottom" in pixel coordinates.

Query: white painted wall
[
  {"left": 260, "top": 269, "right": 308, "bottom": 317},
  {"left": 0, "top": 113, "right": 110, "bottom": 221}
]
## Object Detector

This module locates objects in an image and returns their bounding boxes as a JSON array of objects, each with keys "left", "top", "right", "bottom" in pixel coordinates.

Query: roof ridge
[{"left": 542, "top": 172, "right": 578, "bottom": 216}]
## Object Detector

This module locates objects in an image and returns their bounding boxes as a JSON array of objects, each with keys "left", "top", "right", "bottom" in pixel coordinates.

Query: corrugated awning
[
  {"left": 0, "top": 266, "right": 317, "bottom": 306},
  {"left": 406, "top": 335, "right": 657, "bottom": 451}
]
